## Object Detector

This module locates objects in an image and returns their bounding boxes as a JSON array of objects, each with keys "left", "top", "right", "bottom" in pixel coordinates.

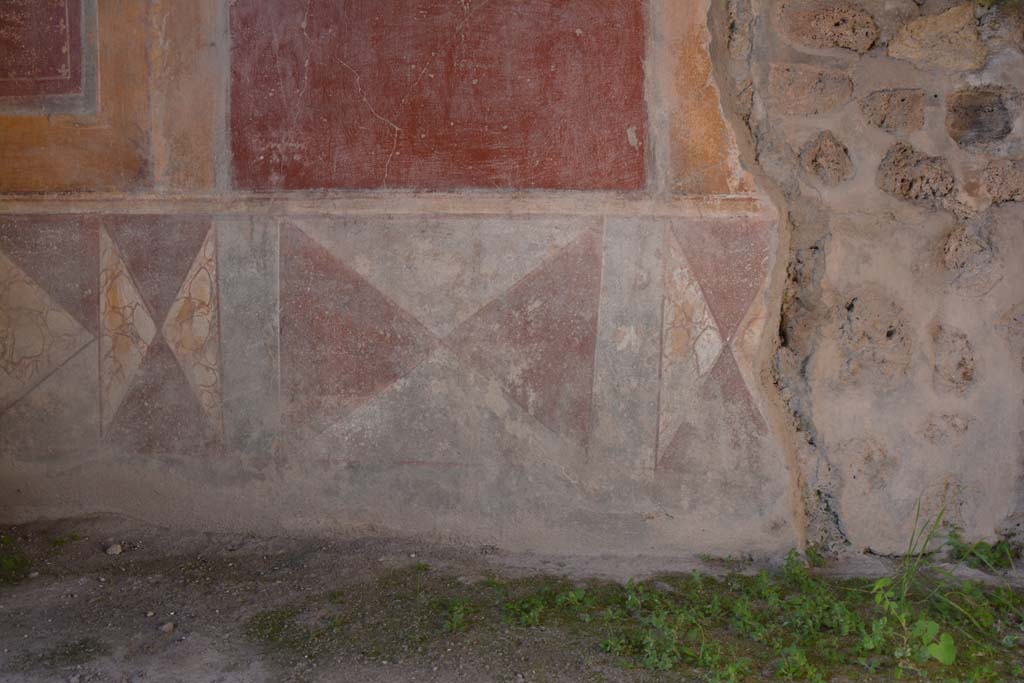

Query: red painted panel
[
  {"left": 279, "top": 222, "right": 435, "bottom": 438},
  {"left": 672, "top": 217, "right": 772, "bottom": 341},
  {"left": 0, "top": 0, "right": 82, "bottom": 97},
  {"left": 0, "top": 214, "right": 98, "bottom": 333},
  {"left": 230, "top": 0, "right": 646, "bottom": 190},
  {"left": 657, "top": 349, "right": 766, "bottom": 472},
  {"left": 105, "top": 216, "right": 211, "bottom": 323},
  {"left": 105, "top": 340, "right": 219, "bottom": 456},
  {"left": 447, "top": 229, "right": 602, "bottom": 446}
]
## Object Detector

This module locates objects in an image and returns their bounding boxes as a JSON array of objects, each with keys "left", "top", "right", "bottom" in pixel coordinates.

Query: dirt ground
[
  {"left": 0, "top": 515, "right": 743, "bottom": 683},
  {"left": 0, "top": 516, "right": 1017, "bottom": 683}
]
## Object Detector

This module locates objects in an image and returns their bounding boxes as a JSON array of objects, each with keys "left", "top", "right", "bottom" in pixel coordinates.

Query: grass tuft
[{"left": 240, "top": 511, "right": 1024, "bottom": 681}]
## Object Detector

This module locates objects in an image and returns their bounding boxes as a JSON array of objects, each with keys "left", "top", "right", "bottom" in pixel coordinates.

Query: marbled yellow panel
[
  {"left": 163, "top": 228, "right": 222, "bottom": 435},
  {"left": 99, "top": 229, "right": 156, "bottom": 430}
]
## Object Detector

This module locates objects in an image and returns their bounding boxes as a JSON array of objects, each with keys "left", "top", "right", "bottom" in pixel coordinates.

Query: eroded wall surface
[
  {"left": 0, "top": 0, "right": 798, "bottom": 556},
  {"left": 0, "top": 0, "right": 1020, "bottom": 558},
  {"left": 713, "top": 0, "right": 1024, "bottom": 554}
]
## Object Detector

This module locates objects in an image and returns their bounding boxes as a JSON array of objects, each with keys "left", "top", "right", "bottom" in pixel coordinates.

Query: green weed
[
  {"left": 777, "top": 646, "right": 825, "bottom": 683},
  {"left": 948, "top": 529, "right": 1017, "bottom": 572},
  {"left": 443, "top": 598, "right": 470, "bottom": 633},
  {"left": 506, "top": 594, "right": 546, "bottom": 626},
  {"left": 49, "top": 533, "right": 82, "bottom": 549},
  {"left": 237, "top": 502, "right": 1024, "bottom": 682}
]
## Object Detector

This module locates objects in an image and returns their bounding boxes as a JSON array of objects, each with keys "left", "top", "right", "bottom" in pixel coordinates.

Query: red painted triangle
[
  {"left": 104, "top": 339, "right": 218, "bottom": 455},
  {"left": 671, "top": 217, "right": 771, "bottom": 340},
  {"left": 705, "top": 348, "right": 766, "bottom": 429},
  {"left": 280, "top": 222, "right": 435, "bottom": 437},
  {"left": 0, "top": 215, "right": 100, "bottom": 334},
  {"left": 447, "top": 229, "right": 602, "bottom": 446},
  {"left": 105, "top": 216, "right": 212, "bottom": 324},
  {"left": 657, "top": 349, "right": 766, "bottom": 471}
]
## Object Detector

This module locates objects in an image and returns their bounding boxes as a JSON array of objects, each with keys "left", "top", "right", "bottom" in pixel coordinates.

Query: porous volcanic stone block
[
  {"left": 860, "top": 89, "right": 925, "bottom": 133},
  {"left": 800, "top": 131, "right": 854, "bottom": 186},
  {"left": 983, "top": 159, "right": 1024, "bottom": 203},
  {"left": 946, "top": 87, "right": 1012, "bottom": 148},
  {"left": 888, "top": 4, "right": 987, "bottom": 72},
  {"left": 777, "top": 1, "right": 878, "bottom": 54},
  {"left": 876, "top": 142, "right": 954, "bottom": 205},
  {"left": 940, "top": 218, "right": 1000, "bottom": 295},
  {"left": 767, "top": 64, "right": 853, "bottom": 116},
  {"left": 930, "top": 323, "right": 976, "bottom": 395},
  {"left": 835, "top": 288, "right": 914, "bottom": 386}
]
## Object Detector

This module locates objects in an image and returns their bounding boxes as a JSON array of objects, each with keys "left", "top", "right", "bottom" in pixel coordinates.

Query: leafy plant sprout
[{"left": 231, "top": 496, "right": 1024, "bottom": 681}]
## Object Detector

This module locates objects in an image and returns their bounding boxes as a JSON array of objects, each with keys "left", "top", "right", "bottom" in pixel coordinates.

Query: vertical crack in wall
[
  {"left": 706, "top": 0, "right": 1024, "bottom": 555},
  {"left": 706, "top": 0, "right": 850, "bottom": 553}
]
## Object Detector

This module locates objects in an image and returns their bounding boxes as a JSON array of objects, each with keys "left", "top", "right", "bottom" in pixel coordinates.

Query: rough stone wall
[
  {"left": 0, "top": 0, "right": 798, "bottom": 556},
  {"left": 711, "top": 0, "right": 1024, "bottom": 554}
]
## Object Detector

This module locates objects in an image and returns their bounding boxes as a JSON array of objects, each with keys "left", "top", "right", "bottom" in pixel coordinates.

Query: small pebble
[
  {"left": 146, "top": 611, "right": 154, "bottom": 617},
  {"left": 159, "top": 622, "right": 176, "bottom": 633},
  {"left": 105, "top": 543, "right": 122, "bottom": 556},
  {"left": 28, "top": 572, "right": 39, "bottom": 578}
]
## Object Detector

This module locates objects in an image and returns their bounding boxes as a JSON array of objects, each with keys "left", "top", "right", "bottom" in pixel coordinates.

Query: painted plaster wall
[
  {"left": 2, "top": 0, "right": 1016, "bottom": 558},
  {"left": 0, "top": 0, "right": 797, "bottom": 557}
]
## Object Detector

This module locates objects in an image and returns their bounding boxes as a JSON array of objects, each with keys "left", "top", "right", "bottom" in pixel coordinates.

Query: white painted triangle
[
  {"left": 312, "top": 347, "right": 582, "bottom": 468},
  {"left": 0, "top": 249, "right": 94, "bottom": 413},
  {"left": 730, "top": 293, "right": 769, "bottom": 423},
  {"left": 658, "top": 229, "right": 723, "bottom": 460},
  {"left": 296, "top": 216, "right": 588, "bottom": 338},
  {"left": 1, "top": 339, "right": 100, "bottom": 460}
]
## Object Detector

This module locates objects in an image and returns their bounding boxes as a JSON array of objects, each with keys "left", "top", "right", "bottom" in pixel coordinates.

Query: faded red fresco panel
[
  {"left": 0, "top": 0, "right": 82, "bottom": 97},
  {"left": 104, "top": 340, "right": 220, "bottom": 456},
  {"left": 230, "top": 0, "right": 646, "bottom": 190},
  {"left": 0, "top": 214, "right": 98, "bottom": 333},
  {"left": 279, "top": 222, "right": 434, "bottom": 439},
  {"left": 104, "top": 216, "right": 211, "bottom": 323},
  {"left": 657, "top": 350, "right": 766, "bottom": 472},
  {"left": 447, "top": 230, "right": 602, "bottom": 446},
  {"left": 672, "top": 217, "right": 772, "bottom": 341}
]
